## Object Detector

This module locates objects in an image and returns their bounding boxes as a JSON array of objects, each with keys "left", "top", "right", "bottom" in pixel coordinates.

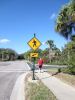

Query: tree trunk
[
  {"left": 2, "top": 52, "right": 4, "bottom": 61},
  {"left": 49, "top": 49, "right": 52, "bottom": 63}
]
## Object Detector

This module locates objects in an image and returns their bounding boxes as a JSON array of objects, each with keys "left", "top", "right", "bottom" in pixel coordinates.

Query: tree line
[{"left": 0, "top": 48, "right": 24, "bottom": 61}]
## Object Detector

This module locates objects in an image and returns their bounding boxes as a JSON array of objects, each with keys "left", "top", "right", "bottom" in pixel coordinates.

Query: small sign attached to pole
[{"left": 30, "top": 53, "right": 38, "bottom": 58}]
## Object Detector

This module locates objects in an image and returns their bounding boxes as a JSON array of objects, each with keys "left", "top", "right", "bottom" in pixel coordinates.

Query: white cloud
[
  {"left": 50, "top": 13, "right": 56, "bottom": 19},
  {"left": 0, "top": 39, "right": 10, "bottom": 44}
]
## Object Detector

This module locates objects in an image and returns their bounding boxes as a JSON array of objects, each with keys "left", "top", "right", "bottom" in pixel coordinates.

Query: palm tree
[
  {"left": 55, "top": 0, "right": 75, "bottom": 67},
  {"left": 46, "top": 40, "right": 55, "bottom": 63},
  {"left": 55, "top": 0, "right": 75, "bottom": 39}
]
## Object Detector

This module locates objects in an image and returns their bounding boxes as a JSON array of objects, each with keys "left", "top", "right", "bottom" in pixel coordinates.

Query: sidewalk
[{"left": 35, "top": 71, "right": 75, "bottom": 100}]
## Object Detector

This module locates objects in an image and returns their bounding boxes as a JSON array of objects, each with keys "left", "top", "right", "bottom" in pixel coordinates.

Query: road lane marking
[{"left": 0, "top": 70, "right": 30, "bottom": 72}]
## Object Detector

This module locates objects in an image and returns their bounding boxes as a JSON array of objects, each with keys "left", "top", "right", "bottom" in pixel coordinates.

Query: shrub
[
  {"left": 61, "top": 66, "right": 75, "bottom": 75},
  {"left": 58, "top": 68, "right": 61, "bottom": 73}
]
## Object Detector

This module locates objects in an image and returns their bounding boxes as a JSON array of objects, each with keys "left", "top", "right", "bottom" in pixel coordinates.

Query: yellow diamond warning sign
[
  {"left": 28, "top": 37, "right": 41, "bottom": 50},
  {"left": 30, "top": 53, "right": 38, "bottom": 57}
]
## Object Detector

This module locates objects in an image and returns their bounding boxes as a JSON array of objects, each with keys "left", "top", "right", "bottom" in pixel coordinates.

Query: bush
[
  {"left": 61, "top": 49, "right": 75, "bottom": 75},
  {"left": 58, "top": 68, "right": 61, "bottom": 73},
  {"left": 69, "top": 67, "right": 75, "bottom": 75},
  {"left": 61, "top": 67, "right": 75, "bottom": 75}
]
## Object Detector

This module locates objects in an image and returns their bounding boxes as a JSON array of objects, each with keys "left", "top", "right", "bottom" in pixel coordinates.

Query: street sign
[
  {"left": 30, "top": 53, "right": 38, "bottom": 57},
  {"left": 28, "top": 37, "right": 42, "bottom": 50},
  {"left": 27, "top": 34, "right": 41, "bottom": 80}
]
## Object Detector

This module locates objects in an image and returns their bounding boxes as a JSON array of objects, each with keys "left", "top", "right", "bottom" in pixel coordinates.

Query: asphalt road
[
  {"left": 27, "top": 62, "right": 67, "bottom": 70},
  {"left": 0, "top": 61, "right": 30, "bottom": 100}
]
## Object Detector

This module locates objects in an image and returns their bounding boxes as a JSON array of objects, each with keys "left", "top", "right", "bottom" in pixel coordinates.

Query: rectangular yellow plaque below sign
[{"left": 30, "top": 53, "right": 38, "bottom": 57}]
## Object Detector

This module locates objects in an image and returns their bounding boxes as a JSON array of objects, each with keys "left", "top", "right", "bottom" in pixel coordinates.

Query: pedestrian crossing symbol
[{"left": 28, "top": 37, "right": 41, "bottom": 50}]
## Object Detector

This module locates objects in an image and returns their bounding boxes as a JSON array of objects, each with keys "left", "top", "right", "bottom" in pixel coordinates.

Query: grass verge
[
  {"left": 54, "top": 73, "right": 75, "bottom": 87},
  {"left": 25, "top": 73, "right": 57, "bottom": 100},
  {"left": 48, "top": 68, "right": 58, "bottom": 75},
  {"left": 48, "top": 68, "right": 75, "bottom": 87}
]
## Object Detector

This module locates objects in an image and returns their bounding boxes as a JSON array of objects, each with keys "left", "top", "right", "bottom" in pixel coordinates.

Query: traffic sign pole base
[
  {"left": 32, "top": 77, "right": 35, "bottom": 80},
  {"left": 32, "top": 69, "right": 35, "bottom": 80}
]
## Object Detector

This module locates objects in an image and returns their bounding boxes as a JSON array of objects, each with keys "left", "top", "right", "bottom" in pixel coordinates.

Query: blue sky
[{"left": 0, "top": 0, "right": 69, "bottom": 54}]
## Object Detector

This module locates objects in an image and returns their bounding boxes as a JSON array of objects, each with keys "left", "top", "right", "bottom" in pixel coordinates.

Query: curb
[{"left": 10, "top": 72, "right": 29, "bottom": 100}]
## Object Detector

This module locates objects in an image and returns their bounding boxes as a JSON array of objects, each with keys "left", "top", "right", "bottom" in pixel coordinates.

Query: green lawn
[
  {"left": 48, "top": 68, "right": 58, "bottom": 75},
  {"left": 25, "top": 75, "right": 57, "bottom": 100},
  {"left": 48, "top": 68, "right": 58, "bottom": 72}
]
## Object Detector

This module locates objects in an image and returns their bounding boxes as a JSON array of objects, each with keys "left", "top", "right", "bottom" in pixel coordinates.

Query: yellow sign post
[{"left": 30, "top": 53, "right": 38, "bottom": 58}]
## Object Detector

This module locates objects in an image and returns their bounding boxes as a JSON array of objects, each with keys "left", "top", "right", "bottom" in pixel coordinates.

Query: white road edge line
[
  {"left": 0, "top": 71, "right": 28, "bottom": 72},
  {"left": 10, "top": 72, "right": 29, "bottom": 100}
]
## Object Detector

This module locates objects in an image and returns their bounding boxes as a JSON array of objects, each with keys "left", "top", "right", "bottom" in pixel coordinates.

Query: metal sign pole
[
  {"left": 32, "top": 57, "right": 36, "bottom": 80},
  {"left": 34, "top": 33, "right": 36, "bottom": 37},
  {"left": 32, "top": 33, "right": 36, "bottom": 80}
]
